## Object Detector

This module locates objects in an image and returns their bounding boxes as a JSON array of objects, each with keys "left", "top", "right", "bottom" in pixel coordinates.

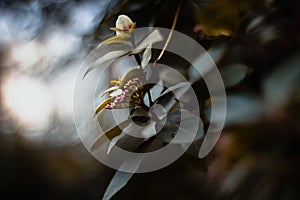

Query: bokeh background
[{"left": 1, "top": 0, "right": 300, "bottom": 199}]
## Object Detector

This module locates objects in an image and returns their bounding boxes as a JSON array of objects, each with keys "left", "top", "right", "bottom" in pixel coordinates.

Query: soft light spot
[
  {"left": 2, "top": 75, "right": 53, "bottom": 132},
  {"left": 50, "top": 67, "right": 77, "bottom": 119},
  {"left": 9, "top": 41, "right": 48, "bottom": 72},
  {"left": 45, "top": 30, "right": 80, "bottom": 58}
]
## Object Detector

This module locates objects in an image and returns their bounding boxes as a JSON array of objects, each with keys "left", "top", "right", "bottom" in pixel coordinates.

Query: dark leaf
[
  {"left": 90, "top": 119, "right": 130, "bottom": 152},
  {"left": 83, "top": 50, "right": 130, "bottom": 79},
  {"left": 156, "top": 109, "right": 204, "bottom": 143},
  {"left": 205, "top": 95, "right": 262, "bottom": 126},
  {"left": 189, "top": 45, "right": 226, "bottom": 83},
  {"left": 221, "top": 64, "right": 249, "bottom": 87},
  {"left": 141, "top": 43, "right": 152, "bottom": 68},
  {"left": 107, "top": 131, "right": 127, "bottom": 154},
  {"left": 131, "top": 29, "right": 163, "bottom": 54},
  {"left": 102, "top": 154, "right": 144, "bottom": 200},
  {"left": 263, "top": 53, "right": 300, "bottom": 111}
]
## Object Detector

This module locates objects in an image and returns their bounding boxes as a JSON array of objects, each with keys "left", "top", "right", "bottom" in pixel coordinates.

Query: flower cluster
[
  {"left": 105, "top": 77, "right": 144, "bottom": 109},
  {"left": 93, "top": 68, "right": 146, "bottom": 116}
]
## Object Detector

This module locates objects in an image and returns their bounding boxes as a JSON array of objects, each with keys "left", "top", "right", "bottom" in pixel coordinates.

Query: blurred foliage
[{"left": 1, "top": 0, "right": 300, "bottom": 199}]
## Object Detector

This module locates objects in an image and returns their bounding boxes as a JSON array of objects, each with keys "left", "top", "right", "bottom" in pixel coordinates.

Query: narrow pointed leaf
[
  {"left": 110, "top": 89, "right": 123, "bottom": 97},
  {"left": 96, "top": 34, "right": 130, "bottom": 49},
  {"left": 90, "top": 120, "right": 130, "bottom": 151},
  {"left": 263, "top": 54, "right": 300, "bottom": 110},
  {"left": 141, "top": 43, "right": 152, "bottom": 68},
  {"left": 120, "top": 68, "right": 145, "bottom": 86},
  {"left": 189, "top": 45, "right": 226, "bottom": 83},
  {"left": 221, "top": 64, "right": 249, "bottom": 87},
  {"left": 129, "top": 22, "right": 136, "bottom": 30},
  {"left": 110, "top": 27, "right": 124, "bottom": 32},
  {"left": 156, "top": 109, "right": 204, "bottom": 143},
  {"left": 131, "top": 29, "right": 163, "bottom": 54},
  {"left": 102, "top": 154, "right": 144, "bottom": 200},
  {"left": 101, "top": 86, "right": 120, "bottom": 97},
  {"left": 150, "top": 81, "right": 164, "bottom": 102},
  {"left": 110, "top": 80, "right": 120, "bottom": 85},
  {"left": 204, "top": 95, "right": 262, "bottom": 126},
  {"left": 107, "top": 131, "right": 127, "bottom": 154},
  {"left": 83, "top": 50, "right": 130, "bottom": 79},
  {"left": 94, "top": 98, "right": 112, "bottom": 117},
  {"left": 102, "top": 171, "right": 133, "bottom": 200},
  {"left": 159, "top": 82, "right": 190, "bottom": 98},
  {"left": 156, "top": 82, "right": 191, "bottom": 115}
]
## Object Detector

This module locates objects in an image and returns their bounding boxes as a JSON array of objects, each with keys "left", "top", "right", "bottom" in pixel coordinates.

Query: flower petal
[{"left": 115, "top": 15, "right": 134, "bottom": 35}]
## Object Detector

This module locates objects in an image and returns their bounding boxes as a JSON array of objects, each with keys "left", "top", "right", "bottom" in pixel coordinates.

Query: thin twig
[{"left": 153, "top": 0, "right": 182, "bottom": 65}]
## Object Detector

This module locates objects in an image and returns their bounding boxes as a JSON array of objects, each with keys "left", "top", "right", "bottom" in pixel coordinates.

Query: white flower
[{"left": 113, "top": 15, "right": 136, "bottom": 35}]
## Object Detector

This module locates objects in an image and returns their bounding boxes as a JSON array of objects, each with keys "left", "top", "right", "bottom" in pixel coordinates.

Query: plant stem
[
  {"left": 153, "top": 0, "right": 182, "bottom": 65},
  {"left": 130, "top": 26, "right": 153, "bottom": 106}
]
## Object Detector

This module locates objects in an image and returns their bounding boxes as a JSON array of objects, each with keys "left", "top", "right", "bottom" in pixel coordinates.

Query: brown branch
[{"left": 153, "top": 0, "right": 182, "bottom": 65}]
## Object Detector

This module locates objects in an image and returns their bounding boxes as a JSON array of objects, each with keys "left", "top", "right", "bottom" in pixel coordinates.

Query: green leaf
[
  {"left": 90, "top": 120, "right": 130, "bottom": 152},
  {"left": 120, "top": 68, "right": 145, "bottom": 86},
  {"left": 83, "top": 50, "right": 130, "bottom": 79},
  {"left": 189, "top": 45, "right": 226, "bottom": 83},
  {"left": 159, "top": 82, "right": 190, "bottom": 98},
  {"left": 85, "top": 30, "right": 162, "bottom": 79},
  {"left": 102, "top": 154, "right": 144, "bottom": 200},
  {"left": 156, "top": 82, "right": 191, "bottom": 113},
  {"left": 221, "top": 64, "right": 249, "bottom": 87},
  {"left": 101, "top": 86, "right": 120, "bottom": 97},
  {"left": 94, "top": 98, "right": 113, "bottom": 117},
  {"left": 96, "top": 33, "right": 131, "bottom": 48},
  {"left": 156, "top": 109, "right": 204, "bottom": 143},
  {"left": 204, "top": 95, "right": 262, "bottom": 126},
  {"left": 131, "top": 29, "right": 163, "bottom": 54},
  {"left": 263, "top": 53, "right": 300, "bottom": 111},
  {"left": 141, "top": 43, "right": 152, "bottom": 68},
  {"left": 123, "top": 121, "right": 156, "bottom": 138},
  {"left": 107, "top": 131, "right": 127, "bottom": 154},
  {"left": 149, "top": 81, "right": 164, "bottom": 102},
  {"left": 103, "top": 171, "right": 133, "bottom": 200}
]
